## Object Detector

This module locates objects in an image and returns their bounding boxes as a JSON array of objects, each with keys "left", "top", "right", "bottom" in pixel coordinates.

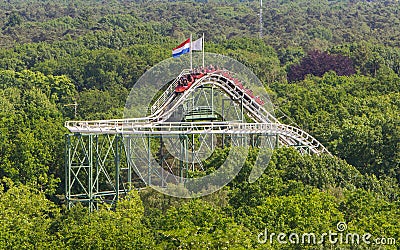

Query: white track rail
[{"left": 65, "top": 70, "right": 330, "bottom": 155}]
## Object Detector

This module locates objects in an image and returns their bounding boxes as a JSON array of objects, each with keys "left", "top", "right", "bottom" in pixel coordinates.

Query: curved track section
[{"left": 65, "top": 70, "right": 330, "bottom": 155}]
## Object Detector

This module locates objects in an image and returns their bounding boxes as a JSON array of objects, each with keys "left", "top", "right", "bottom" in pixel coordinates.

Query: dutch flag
[{"left": 172, "top": 38, "right": 191, "bottom": 58}]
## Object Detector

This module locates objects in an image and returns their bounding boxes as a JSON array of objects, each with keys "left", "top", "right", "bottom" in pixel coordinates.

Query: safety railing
[
  {"left": 149, "top": 69, "right": 191, "bottom": 116},
  {"left": 65, "top": 70, "right": 330, "bottom": 155}
]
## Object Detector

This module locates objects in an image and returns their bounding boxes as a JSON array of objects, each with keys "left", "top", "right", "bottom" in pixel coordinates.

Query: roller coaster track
[{"left": 65, "top": 70, "right": 330, "bottom": 155}]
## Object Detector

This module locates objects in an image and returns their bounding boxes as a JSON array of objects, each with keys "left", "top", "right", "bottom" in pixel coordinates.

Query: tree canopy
[{"left": 0, "top": 0, "right": 399, "bottom": 249}]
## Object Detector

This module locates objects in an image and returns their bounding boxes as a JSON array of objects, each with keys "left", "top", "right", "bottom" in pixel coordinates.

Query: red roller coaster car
[
  {"left": 175, "top": 82, "right": 192, "bottom": 93},
  {"left": 175, "top": 73, "right": 204, "bottom": 93}
]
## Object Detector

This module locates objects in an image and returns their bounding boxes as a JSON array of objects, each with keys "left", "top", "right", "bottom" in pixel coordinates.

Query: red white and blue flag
[{"left": 172, "top": 38, "right": 191, "bottom": 58}]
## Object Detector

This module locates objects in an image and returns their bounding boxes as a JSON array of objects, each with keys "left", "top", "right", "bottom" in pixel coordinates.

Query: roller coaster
[{"left": 65, "top": 68, "right": 331, "bottom": 210}]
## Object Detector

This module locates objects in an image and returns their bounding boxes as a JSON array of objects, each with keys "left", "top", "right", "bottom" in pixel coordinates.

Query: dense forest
[{"left": 0, "top": 0, "right": 399, "bottom": 249}]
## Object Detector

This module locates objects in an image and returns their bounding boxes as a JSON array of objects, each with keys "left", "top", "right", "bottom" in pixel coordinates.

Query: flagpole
[
  {"left": 190, "top": 33, "right": 193, "bottom": 70},
  {"left": 202, "top": 33, "right": 205, "bottom": 68}
]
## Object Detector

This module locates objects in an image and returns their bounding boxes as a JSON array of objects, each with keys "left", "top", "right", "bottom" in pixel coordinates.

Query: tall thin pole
[
  {"left": 190, "top": 33, "right": 193, "bottom": 70},
  {"left": 65, "top": 135, "right": 70, "bottom": 209},
  {"left": 115, "top": 135, "right": 120, "bottom": 205},
  {"left": 259, "top": 0, "right": 263, "bottom": 39},
  {"left": 202, "top": 33, "right": 205, "bottom": 68}
]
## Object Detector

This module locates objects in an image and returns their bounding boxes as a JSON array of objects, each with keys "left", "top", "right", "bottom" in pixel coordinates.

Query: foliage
[
  {"left": 288, "top": 50, "right": 355, "bottom": 82},
  {"left": 0, "top": 0, "right": 399, "bottom": 249},
  {"left": 155, "top": 199, "right": 252, "bottom": 249},
  {"left": 0, "top": 69, "right": 74, "bottom": 193},
  {"left": 0, "top": 184, "right": 61, "bottom": 249},
  {"left": 272, "top": 72, "right": 400, "bottom": 182},
  {"left": 53, "top": 190, "right": 154, "bottom": 249}
]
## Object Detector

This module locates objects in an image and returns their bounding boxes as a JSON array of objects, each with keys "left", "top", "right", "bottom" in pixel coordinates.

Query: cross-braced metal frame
[
  {"left": 65, "top": 134, "right": 132, "bottom": 211},
  {"left": 65, "top": 91, "right": 248, "bottom": 209},
  {"left": 65, "top": 131, "right": 277, "bottom": 209},
  {"left": 65, "top": 69, "right": 330, "bottom": 209}
]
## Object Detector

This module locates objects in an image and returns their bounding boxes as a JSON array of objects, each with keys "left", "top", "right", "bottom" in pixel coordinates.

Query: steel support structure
[
  {"left": 65, "top": 69, "right": 330, "bottom": 209},
  {"left": 65, "top": 131, "right": 277, "bottom": 209},
  {"left": 65, "top": 133, "right": 132, "bottom": 211}
]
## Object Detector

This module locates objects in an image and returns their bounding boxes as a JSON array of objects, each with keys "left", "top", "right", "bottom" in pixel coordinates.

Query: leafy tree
[
  {"left": 272, "top": 72, "right": 400, "bottom": 182},
  {"left": 0, "top": 69, "right": 73, "bottom": 193},
  {"left": 340, "top": 189, "right": 400, "bottom": 248},
  {"left": 54, "top": 190, "right": 154, "bottom": 249},
  {"left": 241, "top": 190, "right": 344, "bottom": 249},
  {"left": 3, "top": 11, "right": 22, "bottom": 28},
  {"left": 156, "top": 199, "right": 252, "bottom": 249},
  {"left": 288, "top": 50, "right": 355, "bottom": 82},
  {"left": 0, "top": 184, "right": 61, "bottom": 249}
]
